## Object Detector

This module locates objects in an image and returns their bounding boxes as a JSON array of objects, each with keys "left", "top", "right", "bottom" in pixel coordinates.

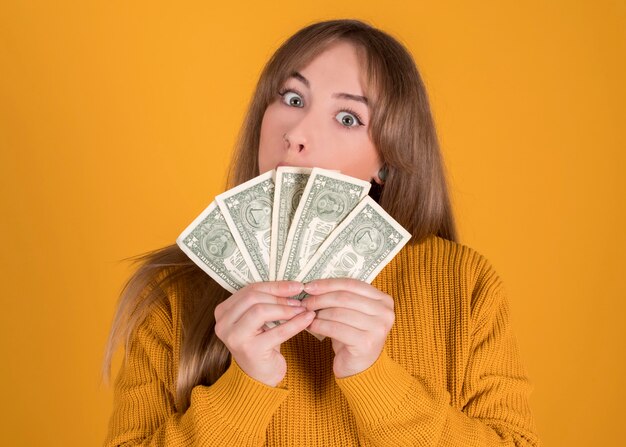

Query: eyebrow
[{"left": 290, "top": 71, "right": 369, "bottom": 106}]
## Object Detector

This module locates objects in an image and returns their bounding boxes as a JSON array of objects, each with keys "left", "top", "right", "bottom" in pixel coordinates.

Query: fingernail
[
  {"left": 304, "top": 311, "right": 315, "bottom": 320},
  {"left": 287, "top": 299, "right": 302, "bottom": 307},
  {"left": 303, "top": 282, "right": 317, "bottom": 293}
]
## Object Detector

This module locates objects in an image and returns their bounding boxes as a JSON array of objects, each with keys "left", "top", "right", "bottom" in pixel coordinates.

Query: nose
[
  {"left": 283, "top": 111, "right": 317, "bottom": 153},
  {"left": 282, "top": 132, "right": 305, "bottom": 153}
]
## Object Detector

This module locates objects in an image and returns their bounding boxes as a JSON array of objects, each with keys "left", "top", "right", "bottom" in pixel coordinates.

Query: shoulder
[
  {"left": 421, "top": 235, "right": 509, "bottom": 327},
  {"left": 120, "top": 245, "right": 190, "bottom": 343},
  {"left": 133, "top": 267, "right": 179, "bottom": 346},
  {"left": 380, "top": 234, "right": 507, "bottom": 326},
  {"left": 396, "top": 234, "right": 503, "bottom": 292}
]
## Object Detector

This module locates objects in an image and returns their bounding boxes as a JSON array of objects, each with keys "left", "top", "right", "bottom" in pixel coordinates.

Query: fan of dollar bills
[{"left": 176, "top": 167, "right": 411, "bottom": 298}]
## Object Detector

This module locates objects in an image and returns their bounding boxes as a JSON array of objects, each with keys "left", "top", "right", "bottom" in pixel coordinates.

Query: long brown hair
[{"left": 101, "top": 18, "right": 458, "bottom": 412}]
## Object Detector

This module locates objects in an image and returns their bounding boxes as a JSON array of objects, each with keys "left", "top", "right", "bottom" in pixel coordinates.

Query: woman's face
[{"left": 258, "top": 41, "right": 382, "bottom": 183}]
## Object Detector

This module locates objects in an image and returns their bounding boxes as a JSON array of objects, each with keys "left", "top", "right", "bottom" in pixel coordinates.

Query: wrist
[
  {"left": 333, "top": 347, "right": 383, "bottom": 378},
  {"left": 234, "top": 356, "right": 286, "bottom": 387}
]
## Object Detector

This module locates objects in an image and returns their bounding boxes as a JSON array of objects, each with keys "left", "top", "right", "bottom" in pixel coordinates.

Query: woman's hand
[
  {"left": 214, "top": 281, "right": 315, "bottom": 387},
  {"left": 301, "top": 278, "right": 395, "bottom": 378}
]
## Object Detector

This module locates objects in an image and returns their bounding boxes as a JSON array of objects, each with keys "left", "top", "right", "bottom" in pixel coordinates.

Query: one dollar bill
[
  {"left": 216, "top": 170, "right": 274, "bottom": 282},
  {"left": 176, "top": 201, "right": 256, "bottom": 293}
]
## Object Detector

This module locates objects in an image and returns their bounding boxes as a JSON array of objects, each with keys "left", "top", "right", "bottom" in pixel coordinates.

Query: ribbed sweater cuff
[
  {"left": 335, "top": 350, "right": 415, "bottom": 427},
  {"left": 193, "top": 359, "right": 289, "bottom": 438}
]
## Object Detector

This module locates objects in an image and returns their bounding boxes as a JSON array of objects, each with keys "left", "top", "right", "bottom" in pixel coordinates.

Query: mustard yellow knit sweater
[{"left": 104, "top": 235, "right": 540, "bottom": 446}]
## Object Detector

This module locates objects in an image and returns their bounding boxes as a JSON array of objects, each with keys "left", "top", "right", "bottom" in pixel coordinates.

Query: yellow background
[{"left": 1, "top": 1, "right": 624, "bottom": 445}]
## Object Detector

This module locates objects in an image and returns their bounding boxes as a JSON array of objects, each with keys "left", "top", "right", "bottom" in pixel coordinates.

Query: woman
[{"left": 102, "top": 19, "right": 540, "bottom": 446}]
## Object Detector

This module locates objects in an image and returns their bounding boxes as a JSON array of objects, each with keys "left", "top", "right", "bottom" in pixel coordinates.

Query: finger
[
  {"left": 235, "top": 303, "right": 308, "bottom": 333},
  {"left": 303, "top": 278, "right": 387, "bottom": 300},
  {"left": 302, "top": 291, "right": 385, "bottom": 315},
  {"left": 218, "top": 281, "right": 303, "bottom": 313},
  {"left": 257, "top": 310, "right": 316, "bottom": 347},
  {"left": 217, "top": 282, "right": 304, "bottom": 323},
  {"left": 307, "top": 317, "right": 365, "bottom": 345},
  {"left": 225, "top": 292, "right": 303, "bottom": 326},
  {"left": 248, "top": 280, "right": 305, "bottom": 297},
  {"left": 314, "top": 307, "right": 376, "bottom": 331}
]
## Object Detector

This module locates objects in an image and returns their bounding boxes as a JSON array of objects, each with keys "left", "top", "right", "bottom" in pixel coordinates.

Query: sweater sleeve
[
  {"left": 103, "top": 298, "right": 289, "bottom": 446},
  {"left": 335, "top": 282, "right": 540, "bottom": 446}
]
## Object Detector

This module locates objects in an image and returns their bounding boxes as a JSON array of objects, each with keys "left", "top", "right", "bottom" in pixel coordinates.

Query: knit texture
[{"left": 104, "top": 235, "right": 540, "bottom": 446}]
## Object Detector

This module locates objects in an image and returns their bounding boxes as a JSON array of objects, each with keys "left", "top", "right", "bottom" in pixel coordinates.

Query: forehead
[{"left": 288, "top": 41, "right": 372, "bottom": 95}]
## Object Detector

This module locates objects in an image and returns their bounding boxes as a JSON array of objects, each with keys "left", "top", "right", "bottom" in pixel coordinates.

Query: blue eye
[
  {"left": 279, "top": 90, "right": 304, "bottom": 108},
  {"left": 336, "top": 110, "right": 363, "bottom": 128}
]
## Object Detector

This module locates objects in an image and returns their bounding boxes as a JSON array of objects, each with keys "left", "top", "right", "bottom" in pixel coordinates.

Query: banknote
[
  {"left": 216, "top": 170, "right": 275, "bottom": 281},
  {"left": 277, "top": 168, "right": 371, "bottom": 280},
  {"left": 176, "top": 201, "right": 257, "bottom": 293},
  {"left": 269, "top": 167, "right": 312, "bottom": 281},
  {"left": 295, "top": 196, "right": 412, "bottom": 286}
]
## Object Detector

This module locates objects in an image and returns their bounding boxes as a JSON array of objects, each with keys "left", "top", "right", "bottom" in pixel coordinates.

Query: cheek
[
  {"left": 258, "top": 107, "right": 284, "bottom": 170},
  {"left": 260, "top": 105, "right": 289, "bottom": 142},
  {"left": 327, "top": 137, "right": 380, "bottom": 180}
]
